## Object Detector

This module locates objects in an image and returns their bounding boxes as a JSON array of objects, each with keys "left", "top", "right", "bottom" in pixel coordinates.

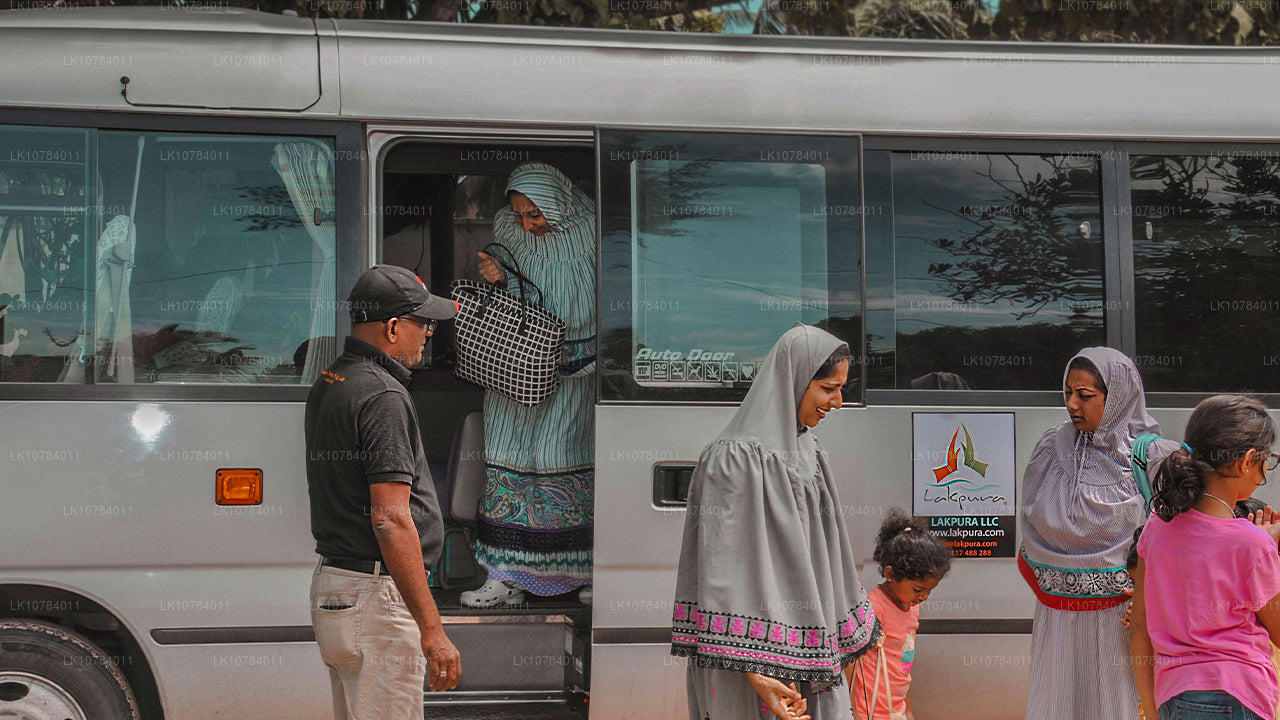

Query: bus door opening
[{"left": 378, "top": 139, "right": 594, "bottom": 714}]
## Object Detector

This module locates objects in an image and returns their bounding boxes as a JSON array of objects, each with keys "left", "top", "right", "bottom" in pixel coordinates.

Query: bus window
[
  {"left": 598, "top": 130, "right": 862, "bottom": 403},
  {"left": 98, "top": 132, "right": 337, "bottom": 385},
  {"left": 1130, "top": 153, "right": 1280, "bottom": 393},
  {"left": 864, "top": 150, "right": 1106, "bottom": 391},
  {"left": 0, "top": 127, "right": 338, "bottom": 386},
  {"left": 0, "top": 126, "right": 91, "bottom": 383}
]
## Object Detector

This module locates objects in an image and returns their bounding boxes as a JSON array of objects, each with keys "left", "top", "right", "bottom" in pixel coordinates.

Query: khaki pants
[{"left": 310, "top": 560, "right": 426, "bottom": 720}]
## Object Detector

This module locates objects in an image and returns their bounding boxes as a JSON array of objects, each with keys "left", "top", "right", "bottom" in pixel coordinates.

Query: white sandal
[{"left": 460, "top": 578, "right": 526, "bottom": 608}]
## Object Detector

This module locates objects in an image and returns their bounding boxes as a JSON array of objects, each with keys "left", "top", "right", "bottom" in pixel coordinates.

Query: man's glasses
[{"left": 389, "top": 315, "right": 437, "bottom": 333}]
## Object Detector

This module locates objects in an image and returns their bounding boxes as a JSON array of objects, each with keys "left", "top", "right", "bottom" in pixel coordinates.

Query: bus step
[
  {"left": 439, "top": 613, "right": 585, "bottom": 693},
  {"left": 419, "top": 702, "right": 585, "bottom": 720}
]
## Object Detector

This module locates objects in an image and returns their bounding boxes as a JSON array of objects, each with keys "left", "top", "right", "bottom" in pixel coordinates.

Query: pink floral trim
[
  {"left": 670, "top": 598, "right": 878, "bottom": 685},
  {"left": 688, "top": 642, "right": 841, "bottom": 669}
]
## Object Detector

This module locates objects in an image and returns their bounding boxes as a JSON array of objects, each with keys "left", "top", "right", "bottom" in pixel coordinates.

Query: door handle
[{"left": 652, "top": 463, "right": 696, "bottom": 507}]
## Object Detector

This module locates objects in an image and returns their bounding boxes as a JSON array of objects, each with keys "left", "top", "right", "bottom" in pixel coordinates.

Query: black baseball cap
[{"left": 348, "top": 265, "right": 458, "bottom": 324}]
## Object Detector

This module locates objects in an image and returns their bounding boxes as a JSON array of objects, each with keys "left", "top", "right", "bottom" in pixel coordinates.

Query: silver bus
[{"left": 1, "top": 8, "right": 1278, "bottom": 719}]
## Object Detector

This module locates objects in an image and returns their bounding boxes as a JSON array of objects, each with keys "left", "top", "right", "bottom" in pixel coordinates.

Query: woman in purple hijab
[{"left": 1020, "top": 347, "right": 1174, "bottom": 720}]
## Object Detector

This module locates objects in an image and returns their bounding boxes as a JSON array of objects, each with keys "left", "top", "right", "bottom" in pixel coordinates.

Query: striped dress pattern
[{"left": 473, "top": 163, "right": 596, "bottom": 597}]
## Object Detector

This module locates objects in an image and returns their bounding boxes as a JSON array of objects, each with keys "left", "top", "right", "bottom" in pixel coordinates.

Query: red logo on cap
[{"left": 414, "top": 274, "right": 426, "bottom": 289}]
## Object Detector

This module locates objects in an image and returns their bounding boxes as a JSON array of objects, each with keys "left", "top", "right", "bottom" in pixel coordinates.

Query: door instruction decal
[{"left": 633, "top": 347, "right": 758, "bottom": 387}]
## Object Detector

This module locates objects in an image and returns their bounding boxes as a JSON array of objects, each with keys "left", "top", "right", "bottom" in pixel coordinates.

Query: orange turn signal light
[{"left": 216, "top": 468, "right": 263, "bottom": 505}]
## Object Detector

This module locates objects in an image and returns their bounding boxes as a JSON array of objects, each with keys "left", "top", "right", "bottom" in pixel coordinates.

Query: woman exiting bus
[
  {"left": 1020, "top": 347, "right": 1174, "bottom": 720},
  {"left": 460, "top": 163, "right": 597, "bottom": 608},
  {"left": 671, "top": 324, "right": 880, "bottom": 720}
]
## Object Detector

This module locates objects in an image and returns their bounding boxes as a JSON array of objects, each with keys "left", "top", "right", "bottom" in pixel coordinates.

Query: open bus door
[{"left": 373, "top": 132, "right": 595, "bottom": 718}]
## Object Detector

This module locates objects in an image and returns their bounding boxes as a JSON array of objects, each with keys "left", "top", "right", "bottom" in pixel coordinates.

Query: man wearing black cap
[{"left": 305, "top": 265, "right": 462, "bottom": 719}]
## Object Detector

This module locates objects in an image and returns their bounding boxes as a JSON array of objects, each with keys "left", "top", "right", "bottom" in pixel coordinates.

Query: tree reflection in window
[
  {"left": 1131, "top": 154, "right": 1280, "bottom": 393},
  {"left": 885, "top": 153, "right": 1105, "bottom": 391},
  {"left": 0, "top": 127, "right": 90, "bottom": 383}
]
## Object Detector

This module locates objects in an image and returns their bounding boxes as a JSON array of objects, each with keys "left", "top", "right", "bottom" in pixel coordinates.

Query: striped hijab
[
  {"left": 504, "top": 162, "right": 594, "bottom": 232},
  {"left": 1021, "top": 347, "right": 1161, "bottom": 575},
  {"left": 492, "top": 162, "right": 596, "bottom": 348}
]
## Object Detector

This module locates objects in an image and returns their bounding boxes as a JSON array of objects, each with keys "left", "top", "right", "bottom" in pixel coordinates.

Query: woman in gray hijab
[
  {"left": 1020, "top": 347, "right": 1174, "bottom": 720},
  {"left": 672, "top": 324, "right": 880, "bottom": 720}
]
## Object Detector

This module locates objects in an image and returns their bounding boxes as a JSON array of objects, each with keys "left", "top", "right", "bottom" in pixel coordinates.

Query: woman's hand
[
  {"left": 478, "top": 252, "right": 506, "bottom": 284},
  {"left": 745, "top": 672, "right": 810, "bottom": 720},
  {"left": 1248, "top": 505, "right": 1280, "bottom": 544},
  {"left": 1120, "top": 587, "right": 1134, "bottom": 629}
]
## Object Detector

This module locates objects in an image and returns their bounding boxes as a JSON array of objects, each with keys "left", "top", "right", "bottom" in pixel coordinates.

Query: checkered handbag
[{"left": 450, "top": 244, "right": 567, "bottom": 406}]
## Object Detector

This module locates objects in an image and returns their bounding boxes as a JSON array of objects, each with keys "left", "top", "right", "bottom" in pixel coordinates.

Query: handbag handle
[
  {"left": 479, "top": 243, "right": 549, "bottom": 337},
  {"left": 482, "top": 242, "right": 544, "bottom": 308}
]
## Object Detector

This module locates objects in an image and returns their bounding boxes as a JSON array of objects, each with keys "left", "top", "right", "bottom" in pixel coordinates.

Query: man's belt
[{"left": 321, "top": 556, "right": 381, "bottom": 575}]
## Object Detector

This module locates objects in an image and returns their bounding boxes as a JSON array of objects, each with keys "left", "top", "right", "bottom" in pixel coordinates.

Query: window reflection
[
  {"left": 599, "top": 131, "right": 862, "bottom": 402},
  {"left": 0, "top": 126, "right": 90, "bottom": 383},
  {"left": 632, "top": 159, "right": 829, "bottom": 386},
  {"left": 0, "top": 125, "right": 337, "bottom": 385},
  {"left": 869, "top": 152, "right": 1106, "bottom": 390},
  {"left": 103, "top": 134, "right": 336, "bottom": 385},
  {"left": 1131, "top": 154, "right": 1280, "bottom": 392}
]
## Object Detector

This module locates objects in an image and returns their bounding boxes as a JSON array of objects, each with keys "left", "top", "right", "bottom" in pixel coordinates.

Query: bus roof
[{"left": 0, "top": 7, "right": 1275, "bottom": 140}]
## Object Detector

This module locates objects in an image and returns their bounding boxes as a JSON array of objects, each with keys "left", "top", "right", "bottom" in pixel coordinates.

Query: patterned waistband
[{"left": 1018, "top": 551, "right": 1130, "bottom": 611}]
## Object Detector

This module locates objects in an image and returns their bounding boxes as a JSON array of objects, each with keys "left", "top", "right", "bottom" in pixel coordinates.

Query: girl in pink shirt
[
  {"left": 852, "top": 509, "right": 951, "bottom": 720},
  {"left": 1130, "top": 394, "right": 1280, "bottom": 720}
]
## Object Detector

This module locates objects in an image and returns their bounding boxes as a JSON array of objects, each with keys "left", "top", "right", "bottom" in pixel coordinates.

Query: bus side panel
[
  {"left": 0, "top": 14, "right": 335, "bottom": 114},
  {"left": 1, "top": 401, "right": 313, "bottom": 569},
  {"left": 0, "top": 568, "right": 328, "bottom": 720},
  {"left": 589, "top": 643, "right": 691, "bottom": 720},
  {"left": 147, "top": 641, "right": 330, "bottom": 720},
  {"left": 851, "top": 405, "right": 1053, "bottom": 621},
  {"left": 906, "top": 634, "right": 1033, "bottom": 718},
  {"left": 1, "top": 400, "right": 324, "bottom": 719},
  {"left": 593, "top": 404, "right": 1059, "bottom": 720},
  {"left": 592, "top": 405, "right": 730, "bottom": 634}
]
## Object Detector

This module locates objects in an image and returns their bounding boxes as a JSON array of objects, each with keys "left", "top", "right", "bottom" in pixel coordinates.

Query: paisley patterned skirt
[{"left": 474, "top": 372, "right": 594, "bottom": 597}]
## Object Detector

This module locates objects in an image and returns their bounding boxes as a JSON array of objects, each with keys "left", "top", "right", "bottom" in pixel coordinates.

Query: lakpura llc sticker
[{"left": 912, "top": 413, "right": 1017, "bottom": 558}]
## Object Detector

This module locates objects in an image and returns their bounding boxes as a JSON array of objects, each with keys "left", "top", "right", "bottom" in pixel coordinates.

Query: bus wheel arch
[{"left": 0, "top": 584, "right": 163, "bottom": 720}]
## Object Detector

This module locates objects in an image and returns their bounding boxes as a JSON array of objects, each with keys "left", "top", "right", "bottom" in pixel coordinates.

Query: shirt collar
[{"left": 344, "top": 337, "right": 412, "bottom": 387}]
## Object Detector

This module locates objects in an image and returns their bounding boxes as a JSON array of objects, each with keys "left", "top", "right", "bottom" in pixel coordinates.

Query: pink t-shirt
[
  {"left": 852, "top": 585, "right": 917, "bottom": 720},
  {"left": 1138, "top": 509, "right": 1280, "bottom": 720}
]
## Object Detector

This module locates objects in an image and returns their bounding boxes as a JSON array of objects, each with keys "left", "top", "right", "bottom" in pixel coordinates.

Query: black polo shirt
[{"left": 305, "top": 337, "right": 443, "bottom": 569}]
